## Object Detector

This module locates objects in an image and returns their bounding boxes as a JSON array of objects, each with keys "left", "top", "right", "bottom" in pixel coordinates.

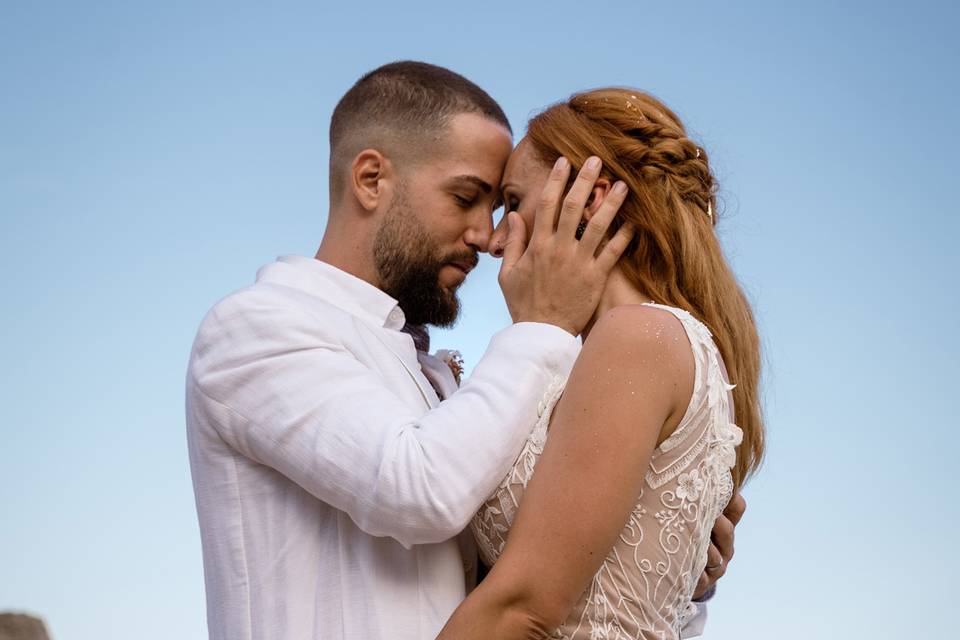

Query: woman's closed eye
[{"left": 503, "top": 194, "right": 520, "bottom": 212}]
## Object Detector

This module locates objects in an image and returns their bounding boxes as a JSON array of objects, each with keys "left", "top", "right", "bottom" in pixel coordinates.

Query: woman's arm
[{"left": 437, "top": 305, "right": 694, "bottom": 639}]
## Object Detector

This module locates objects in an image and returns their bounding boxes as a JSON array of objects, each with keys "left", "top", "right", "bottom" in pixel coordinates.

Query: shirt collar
[{"left": 256, "top": 255, "right": 407, "bottom": 330}]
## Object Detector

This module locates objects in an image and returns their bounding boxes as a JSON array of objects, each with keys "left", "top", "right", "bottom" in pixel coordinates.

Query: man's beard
[{"left": 373, "top": 186, "right": 477, "bottom": 328}]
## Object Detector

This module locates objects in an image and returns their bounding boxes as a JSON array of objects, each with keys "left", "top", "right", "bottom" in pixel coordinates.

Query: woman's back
[{"left": 471, "top": 303, "right": 742, "bottom": 639}]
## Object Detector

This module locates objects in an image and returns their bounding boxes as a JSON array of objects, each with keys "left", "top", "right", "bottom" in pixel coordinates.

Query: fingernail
[
  {"left": 585, "top": 156, "right": 601, "bottom": 171},
  {"left": 612, "top": 181, "right": 627, "bottom": 195},
  {"left": 554, "top": 157, "right": 568, "bottom": 171}
]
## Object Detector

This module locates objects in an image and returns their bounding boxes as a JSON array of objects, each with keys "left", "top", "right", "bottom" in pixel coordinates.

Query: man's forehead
[
  {"left": 430, "top": 137, "right": 511, "bottom": 181},
  {"left": 447, "top": 174, "right": 495, "bottom": 193},
  {"left": 441, "top": 114, "right": 512, "bottom": 156}
]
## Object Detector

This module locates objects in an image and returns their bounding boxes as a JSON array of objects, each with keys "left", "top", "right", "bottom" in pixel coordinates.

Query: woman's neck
[{"left": 581, "top": 267, "right": 654, "bottom": 340}]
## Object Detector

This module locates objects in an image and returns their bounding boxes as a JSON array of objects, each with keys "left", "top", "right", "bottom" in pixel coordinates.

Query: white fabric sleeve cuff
[{"left": 681, "top": 602, "right": 707, "bottom": 638}]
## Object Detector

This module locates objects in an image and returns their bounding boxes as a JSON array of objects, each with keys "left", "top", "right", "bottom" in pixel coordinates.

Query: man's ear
[
  {"left": 350, "top": 149, "right": 390, "bottom": 211},
  {"left": 582, "top": 178, "right": 612, "bottom": 221}
]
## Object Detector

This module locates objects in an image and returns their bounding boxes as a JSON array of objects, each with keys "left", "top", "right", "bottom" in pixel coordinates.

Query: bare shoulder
[
  {"left": 583, "top": 304, "right": 692, "bottom": 367},
  {"left": 570, "top": 304, "right": 695, "bottom": 430}
]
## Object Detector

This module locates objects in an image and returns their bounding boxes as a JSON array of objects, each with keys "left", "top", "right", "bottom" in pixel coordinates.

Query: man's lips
[{"left": 447, "top": 258, "right": 477, "bottom": 275}]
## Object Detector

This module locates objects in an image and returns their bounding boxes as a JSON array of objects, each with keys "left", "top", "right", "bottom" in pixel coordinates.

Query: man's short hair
[{"left": 328, "top": 61, "right": 511, "bottom": 201}]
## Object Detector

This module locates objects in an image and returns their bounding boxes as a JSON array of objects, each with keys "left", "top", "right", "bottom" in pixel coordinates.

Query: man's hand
[
  {"left": 498, "top": 156, "right": 634, "bottom": 336},
  {"left": 693, "top": 492, "right": 746, "bottom": 600}
]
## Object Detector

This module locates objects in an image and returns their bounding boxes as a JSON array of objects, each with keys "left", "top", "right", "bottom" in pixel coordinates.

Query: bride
[{"left": 437, "top": 88, "right": 765, "bottom": 639}]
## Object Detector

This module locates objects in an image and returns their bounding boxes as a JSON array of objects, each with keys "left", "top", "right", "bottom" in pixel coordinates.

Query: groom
[{"left": 186, "top": 61, "right": 739, "bottom": 640}]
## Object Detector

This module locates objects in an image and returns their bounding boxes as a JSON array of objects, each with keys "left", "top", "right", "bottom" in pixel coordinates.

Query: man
[{"left": 186, "top": 61, "right": 738, "bottom": 640}]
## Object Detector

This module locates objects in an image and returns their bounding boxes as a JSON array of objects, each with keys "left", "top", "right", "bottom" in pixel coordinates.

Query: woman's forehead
[{"left": 502, "top": 138, "right": 543, "bottom": 186}]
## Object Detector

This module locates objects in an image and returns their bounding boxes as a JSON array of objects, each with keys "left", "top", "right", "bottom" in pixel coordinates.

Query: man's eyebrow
[{"left": 448, "top": 175, "right": 493, "bottom": 194}]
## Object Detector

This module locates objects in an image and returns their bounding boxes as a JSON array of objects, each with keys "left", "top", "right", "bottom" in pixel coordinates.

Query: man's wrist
[{"left": 514, "top": 316, "right": 579, "bottom": 337}]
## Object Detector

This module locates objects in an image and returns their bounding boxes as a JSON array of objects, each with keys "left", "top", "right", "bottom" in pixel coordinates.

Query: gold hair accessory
[{"left": 624, "top": 98, "right": 646, "bottom": 123}]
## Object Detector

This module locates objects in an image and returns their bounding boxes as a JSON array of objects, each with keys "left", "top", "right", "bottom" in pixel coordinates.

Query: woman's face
[{"left": 490, "top": 137, "right": 553, "bottom": 256}]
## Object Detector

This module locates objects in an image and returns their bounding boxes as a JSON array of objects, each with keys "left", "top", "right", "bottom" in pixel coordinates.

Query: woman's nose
[{"left": 488, "top": 215, "right": 510, "bottom": 258}]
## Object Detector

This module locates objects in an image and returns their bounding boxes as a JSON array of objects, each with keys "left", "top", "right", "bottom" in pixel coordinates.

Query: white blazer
[{"left": 186, "top": 255, "right": 580, "bottom": 640}]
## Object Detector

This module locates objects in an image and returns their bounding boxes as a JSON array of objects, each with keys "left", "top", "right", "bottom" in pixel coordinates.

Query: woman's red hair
[{"left": 527, "top": 88, "right": 764, "bottom": 488}]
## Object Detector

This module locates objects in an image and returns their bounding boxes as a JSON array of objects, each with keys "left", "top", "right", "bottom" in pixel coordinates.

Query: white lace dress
[{"left": 470, "top": 303, "right": 743, "bottom": 639}]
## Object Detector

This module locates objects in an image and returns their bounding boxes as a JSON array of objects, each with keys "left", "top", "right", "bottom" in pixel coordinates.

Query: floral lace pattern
[{"left": 470, "top": 303, "right": 743, "bottom": 639}]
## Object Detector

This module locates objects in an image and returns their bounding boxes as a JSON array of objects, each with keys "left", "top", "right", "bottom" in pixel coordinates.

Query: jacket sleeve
[{"left": 187, "top": 297, "right": 580, "bottom": 548}]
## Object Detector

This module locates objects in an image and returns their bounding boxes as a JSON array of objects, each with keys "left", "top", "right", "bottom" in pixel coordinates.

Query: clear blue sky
[{"left": 2, "top": 2, "right": 957, "bottom": 638}]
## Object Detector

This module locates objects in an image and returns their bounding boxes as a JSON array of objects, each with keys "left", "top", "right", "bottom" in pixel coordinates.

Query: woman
[{"left": 437, "top": 88, "right": 764, "bottom": 639}]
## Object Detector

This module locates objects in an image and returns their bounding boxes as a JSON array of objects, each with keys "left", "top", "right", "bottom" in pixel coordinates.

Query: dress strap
[{"left": 640, "top": 302, "right": 739, "bottom": 489}]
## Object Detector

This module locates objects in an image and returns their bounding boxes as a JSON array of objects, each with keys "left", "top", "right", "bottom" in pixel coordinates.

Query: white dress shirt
[{"left": 186, "top": 255, "right": 581, "bottom": 640}]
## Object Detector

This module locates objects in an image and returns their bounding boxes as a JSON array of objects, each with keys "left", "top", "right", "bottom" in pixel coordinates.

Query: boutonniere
[{"left": 434, "top": 349, "right": 464, "bottom": 386}]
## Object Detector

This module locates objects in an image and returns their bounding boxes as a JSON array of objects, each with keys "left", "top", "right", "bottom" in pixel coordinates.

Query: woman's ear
[
  {"left": 583, "top": 178, "right": 612, "bottom": 221},
  {"left": 350, "top": 149, "right": 389, "bottom": 211}
]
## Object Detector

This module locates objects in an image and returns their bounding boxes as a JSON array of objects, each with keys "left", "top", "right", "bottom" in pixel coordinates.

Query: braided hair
[{"left": 526, "top": 88, "right": 764, "bottom": 489}]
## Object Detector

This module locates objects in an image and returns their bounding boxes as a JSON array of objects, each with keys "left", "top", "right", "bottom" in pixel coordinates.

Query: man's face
[{"left": 373, "top": 112, "right": 512, "bottom": 327}]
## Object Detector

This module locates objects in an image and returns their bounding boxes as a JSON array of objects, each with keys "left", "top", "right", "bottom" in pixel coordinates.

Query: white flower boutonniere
[{"left": 434, "top": 349, "right": 464, "bottom": 386}]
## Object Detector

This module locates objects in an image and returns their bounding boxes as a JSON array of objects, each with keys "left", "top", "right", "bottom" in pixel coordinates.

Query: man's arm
[
  {"left": 679, "top": 492, "right": 746, "bottom": 637},
  {"left": 188, "top": 156, "right": 634, "bottom": 550},
  {"left": 189, "top": 303, "right": 579, "bottom": 549},
  {"left": 695, "top": 492, "right": 746, "bottom": 598}
]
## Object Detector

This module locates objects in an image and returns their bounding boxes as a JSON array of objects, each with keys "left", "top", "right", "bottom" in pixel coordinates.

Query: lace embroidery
[
  {"left": 470, "top": 304, "right": 743, "bottom": 639},
  {"left": 473, "top": 374, "right": 565, "bottom": 567}
]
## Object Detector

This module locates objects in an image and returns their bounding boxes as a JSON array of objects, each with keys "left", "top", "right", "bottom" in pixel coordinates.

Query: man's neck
[{"left": 315, "top": 219, "right": 381, "bottom": 289}]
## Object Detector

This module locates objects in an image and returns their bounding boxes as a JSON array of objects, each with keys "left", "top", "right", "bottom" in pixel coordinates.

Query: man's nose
[{"left": 463, "top": 209, "right": 498, "bottom": 256}]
